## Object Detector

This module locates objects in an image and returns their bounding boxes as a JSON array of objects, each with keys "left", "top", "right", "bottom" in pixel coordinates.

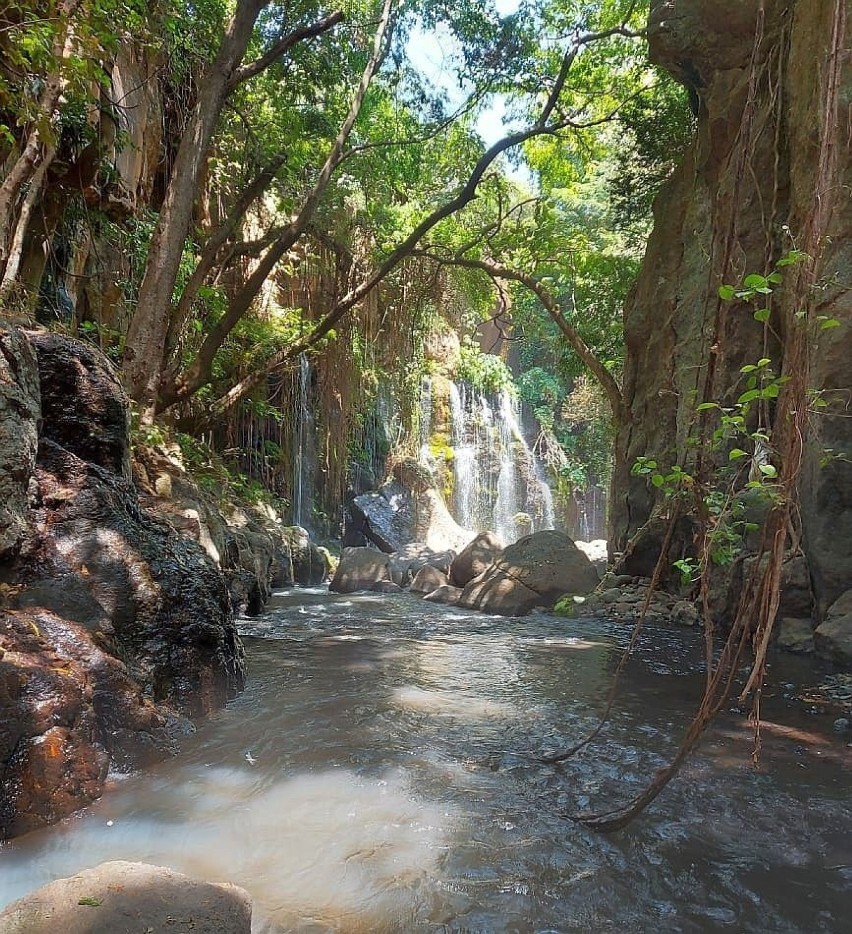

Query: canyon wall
[{"left": 611, "top": 0, "right": 852, "bottom": 618}]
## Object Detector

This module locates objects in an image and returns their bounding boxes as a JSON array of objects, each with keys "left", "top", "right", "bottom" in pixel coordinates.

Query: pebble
[{"left": 833, "top": 718, "right": 850, "bottom": 732}]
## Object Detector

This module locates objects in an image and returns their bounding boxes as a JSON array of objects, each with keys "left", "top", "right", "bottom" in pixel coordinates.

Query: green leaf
[
  {"left": 718, "top": 284, "right": 736, "bottom": 301},
  {"left": 767, "top": 271, "right": 783, "bottom": 284},
  {"left": 819, "top": 318, "right": 841, "bottom": 330},
  {"left": 738, "top": 389, "right": 760, "bottom": 404},
  {"left": 740, "top": 364, "right": 757, "bottom": 373},
  {"left": 763, "top": 383, "right": 780, "bottom": 398},
  {"left": 759, "top": 464, "right": 778, "bottom": 478},
  {"left": 696, "top": 402, "right": 720, "bottom": 411},
  {"left": 753, "top": 308, "right": 771, "bottom": 323},
  {"left": 651, "top": 473, "right": 665, "bottom": 488},
  {"left": 743, "top": 274, "right": 768, "bottom": 289},
  {"left": 729, "top": 448, "right": 748, "bottom": 460},
  {"left": 757, "top": 357, "right": 771, "bottom": 367}
]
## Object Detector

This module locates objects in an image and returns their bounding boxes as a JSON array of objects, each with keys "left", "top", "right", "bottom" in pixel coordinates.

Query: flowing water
[
  {"left": 1, "top": 589, "right": 849, "bottom": 932},
  {"left": 421, "top": 378, "right": 556, "bottom": 543}
]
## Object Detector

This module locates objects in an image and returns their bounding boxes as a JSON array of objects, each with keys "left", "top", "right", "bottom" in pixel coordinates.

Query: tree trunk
[
  {"left": 0, "top": 0, "right": 80, "bottom": 278},
  {"left": 121, "top": 0, "right": 268, "bottom": 420},
  {"left": 158, "top": 0, "right": 394, "bottom": 412}
]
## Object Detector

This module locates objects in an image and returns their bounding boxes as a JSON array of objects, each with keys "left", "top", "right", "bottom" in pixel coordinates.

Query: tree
[
  {"left": 121, "top": 0, "right": 346, "bottom": 420},
  {"left": 191, "top": 0, "right": 648, "bottom": 423}
]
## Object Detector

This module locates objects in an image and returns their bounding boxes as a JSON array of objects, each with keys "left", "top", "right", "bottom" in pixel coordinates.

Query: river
[{"left": 1, "top": 588, "right": 849, "bottom": 932}]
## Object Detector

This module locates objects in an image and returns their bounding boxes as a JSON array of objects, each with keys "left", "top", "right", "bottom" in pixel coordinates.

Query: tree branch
[
  {"left": 228, "top": 10, "right": 345, "bottom": 89},
  {"left": 421, "top": 252, "right": 627, "bottom": 425}
]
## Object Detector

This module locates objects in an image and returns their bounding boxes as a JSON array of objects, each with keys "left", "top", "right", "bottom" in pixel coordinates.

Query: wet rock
[
  {"left": 449, "top": 531, "right": 504, "bottom": 587},
  {"left": 370, "top": 580, "right": 402, "bottom": 594},
  {"left": 0, "top": 321, "right": 39, "bottom": 559},
  {"left": 671, "top": 600, "right": 700, "bottom": 627},
  {"left": 329, "top": 547, "right": 390, "bottom": 593},
  {"left": 282, "top": 525, "right": 328, "bottom": 585},
  {"left": 30, "top": 330, "right": 131, "bottom": 477},
  {"left": 458, "top": 531, "right": 599, "bottom": 616},
  {"left": 388, "top": 543, "right": 456, "bottom": 588},
  {"left": 833, "top": 718, "right": 849, "bottom": 732},
  {"left": 410, "top": 565, "right": 450, "bottom": 595},
  {"left": 0, "top": 860, "right": 252, "bottom": 933},
  {"left": 1, "top": 329, "right": 245, "bottom": 839},
  {"left": 776, "top": 618, "right": 815, "bottom": 654},
  {"left": 27, "top": 439, "right": 245, "bottom": 717},
  {"left": 814, "top": 589, "right": 852, "bottom": 667},
  {"left": 423, "top": 584, "right": 463, "bottom": 606},
  {"left": 0, "top": 607, "right": 176, "bottom": 838}
]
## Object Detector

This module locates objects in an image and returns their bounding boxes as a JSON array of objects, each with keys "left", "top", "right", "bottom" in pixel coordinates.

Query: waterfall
[
  {"left": 419, "top": 376, "right": 433, "bottom": 467},
  {"left": 419, "top": 378, "right": 557, "bottom": 544},
  {"left": 292, "top": 352, "right": 311, "bottom": 527}
]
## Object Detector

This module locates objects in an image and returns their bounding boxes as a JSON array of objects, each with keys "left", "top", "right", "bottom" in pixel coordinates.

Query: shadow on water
[{"left": 1, "top": 588, "right": 850, "bottom": 932}]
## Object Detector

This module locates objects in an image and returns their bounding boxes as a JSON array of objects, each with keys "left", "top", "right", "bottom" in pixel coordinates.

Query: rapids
[{"left": 1, "top": 588, "right": 849, "bottom": 932}]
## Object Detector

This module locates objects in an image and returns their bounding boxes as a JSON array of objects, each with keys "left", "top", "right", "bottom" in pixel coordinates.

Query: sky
[{"left": 405, "top": 0, "right": 523, "bottom": 149}]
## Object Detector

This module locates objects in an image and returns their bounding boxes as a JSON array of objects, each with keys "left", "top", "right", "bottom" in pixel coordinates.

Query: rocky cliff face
[
  {"left": 611, "top": 0, "right": 852, "bottom": 620},
  {"left": 0, "top": 323, "right": 247, "bottom": 838}
]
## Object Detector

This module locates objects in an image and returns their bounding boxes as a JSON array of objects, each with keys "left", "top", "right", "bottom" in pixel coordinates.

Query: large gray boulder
[
  {"left": 458, "top": 530, "right": 599, "bottom": 616},
  {"left": 346, "top": 460, "right": 474, "bottom": 554},
  {"left": 329, "top": 547, "right": 390, "bottom": 593},
  {"left": 0, "top": 860, "right": 252, "bottom": 933}
]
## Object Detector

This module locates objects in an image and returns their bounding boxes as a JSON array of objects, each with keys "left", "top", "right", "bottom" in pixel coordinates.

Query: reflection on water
[{"left": 0, "top": 588, "right": 850, "bottom": 932}]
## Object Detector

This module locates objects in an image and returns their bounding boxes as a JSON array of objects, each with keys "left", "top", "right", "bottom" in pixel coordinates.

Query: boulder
[
  {"left": 814, "top": 589, "right": 852, "bottom": 666},
  {"left": 777, "top": 617, "right": 815, "bottom": 654},
  {"left": 0, "top": 321, "right": 40, "bottom": 559},
  {"left": 370, "top": 579, "right": 402, "bottom": 594},
  {"left": 410, "top": 565, "right": 450, "bottom": 594},
  {"left": 458, "top": 530, "right": 599, "bottom": 616},
  {"left": 346, "top": 460, "right": 475, "bottom": 554},
  {"left": 329, "top": 547, "right": 389, "bottom": 593},
  {"left": 449, "top": 531, "right": 504, "bottom": 587},
  {"left": 0, "top": 860, "right": 252, "bottom": 933},
  {"left": 814, "top": 616, "right": 852, "bottom": 666},
  {"left": 282, "top": 525, "right": 328, "bottom": 585},
  {"left": 423, "top": 584, "right": 463, "bottom": 606},
  {"left": 388, "top": 543, "right": 456, "bottom": 587}
]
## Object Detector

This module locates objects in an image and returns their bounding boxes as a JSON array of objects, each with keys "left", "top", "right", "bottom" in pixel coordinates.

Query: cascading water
[
  {"left": 419, "top": 377, "right": 557, "bottom": 544},
  {"left": 292, "top": 352, "right": 312, "bottom": 527},
  {"left": 419, "top": 376, "right": 433, "bottom": 466}
]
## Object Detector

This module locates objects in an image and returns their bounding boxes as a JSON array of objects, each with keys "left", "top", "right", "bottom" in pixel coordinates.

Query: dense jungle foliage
[{"left": 0, "top": 0, "right": 693, "bottom": 513}]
